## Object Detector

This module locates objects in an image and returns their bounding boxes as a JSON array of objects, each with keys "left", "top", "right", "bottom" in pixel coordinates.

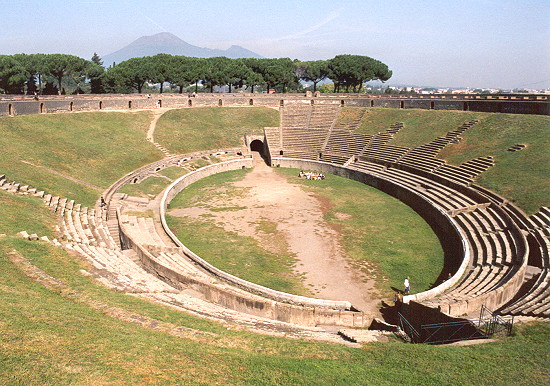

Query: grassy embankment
[
  {"left": 154, "top": 106, "right": 280, "bottom": 153},
  {"left": 0, "top": 107, "right": 548, "bottom": 383},
  {"left": 0, "top": 111, "right": 162, "bottom": 207},
  {"left": 0, "top": 190, "right": 549, "bottom": 383},
  {"left": 346, "top": 108, "right": 549, "bottom": 214}
]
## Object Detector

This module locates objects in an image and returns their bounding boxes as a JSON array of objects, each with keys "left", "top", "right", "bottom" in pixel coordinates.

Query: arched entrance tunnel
[{"left": 250, "top": 139, "right": 270, "bottom": 165}]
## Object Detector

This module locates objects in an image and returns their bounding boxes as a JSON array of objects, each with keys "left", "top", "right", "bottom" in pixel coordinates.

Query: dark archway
[
  {"left": 218, "top": 99, "right": 223, "bottom": 106},
  {"left": 8, "top": 103, "right": 13, "bottom": 116},
  {"left": 250, "top": 139, "right": 269, "bottom": 165},
  {"left": 69, "top": 102, "right": 74, "bottom": 112},
  {"left": 128, "top": 101, "right": 132, "bottom": 109},
  {"left": 400, "top": 100, "right": 405, "bottom": 109},
  {"left": 188, "top": 99, "right": 193, "bottom": 107},
  {"left": 249, "top": 99, "right": 254, "bottom": 106},
  {"left": 99, "top": 101, "right": 103, "bottom": 110},
  {"left": 39, "top": 103, "right": 45, "bottom": 113}
]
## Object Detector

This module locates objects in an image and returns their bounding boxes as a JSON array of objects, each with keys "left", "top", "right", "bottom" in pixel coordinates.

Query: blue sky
[{"left": 1, "top": 0, "right": 549, "bottom": 89}]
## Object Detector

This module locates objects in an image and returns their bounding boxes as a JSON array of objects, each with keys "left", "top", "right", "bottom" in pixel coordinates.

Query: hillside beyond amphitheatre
[{"left": 0, "top": 94, "right": 549, "bottom": 384}]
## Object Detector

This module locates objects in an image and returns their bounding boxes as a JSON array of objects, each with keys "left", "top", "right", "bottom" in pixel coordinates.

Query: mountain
[{"left": 102, "top": 32, "right": 263, "bottom": 65}]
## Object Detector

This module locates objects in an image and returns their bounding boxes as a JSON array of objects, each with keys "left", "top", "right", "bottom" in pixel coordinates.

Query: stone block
[
  {"left": 29, "top": 234, "right": 39, "bottom": 241},
  {"left": 18, "top": 231, "right": 30, "bottom": 239}
]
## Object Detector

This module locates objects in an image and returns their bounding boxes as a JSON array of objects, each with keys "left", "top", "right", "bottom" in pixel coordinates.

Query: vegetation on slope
[
  {"left": 154, "top": 107, "right": 279, "bottom": 153},
  {"left": 343, "top": 107, "right": 549, "bottom": 214},
  {"left": 0, "top": 108, "right": 548, "bottom": 384},
  {"left": 351, "top": 107, "right": 487, "bottom": 145},
  {"left": 0, "top": 211, "right": 548, "bottom": 383},
  {"left": 0, "top": 112, "right": 162, "bottom": 206},
  {"left": 439, "top": 113, "right": 550, "bottom": 214}
]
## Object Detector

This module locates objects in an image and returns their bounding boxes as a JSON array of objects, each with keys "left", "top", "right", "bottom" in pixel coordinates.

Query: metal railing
[{"left": 398, "top": 305, "right": 514, "bottom": 344}]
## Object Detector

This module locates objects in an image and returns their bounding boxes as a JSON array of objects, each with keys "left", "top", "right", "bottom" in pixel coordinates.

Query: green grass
[
  {"left": 274, "top": 168, "right": 444, "bottom": 296},
  {"left": 155, "top": 107, "right": 279, "bottom": 153},
  {"left": 0, "top": 112, "right": 163, "bottom": 206},
  {"left": 166, "top": 167, "right": 443, "bottom": 298},
  {"left": 0, "top": 107, "right": 549, "bottom": 383},
  {"left": 439, "top": 113, "right": 550, "bottom": 214},
  {"left": 353, "top": 107, "right": 488, "bottom": 146},
  {"left": 0, "top": 190, "right": 57, "bottom": 238},
  {"left": 0, "top": 174, "right": 549, "bottom": 384},
  {"left": 158, "top": 166, "right": 189, "bottom": 180}
]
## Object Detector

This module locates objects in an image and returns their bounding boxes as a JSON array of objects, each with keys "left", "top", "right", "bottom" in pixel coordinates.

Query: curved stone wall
[{"left": 159, "top": 158, "right": 354, "bottom": 310}]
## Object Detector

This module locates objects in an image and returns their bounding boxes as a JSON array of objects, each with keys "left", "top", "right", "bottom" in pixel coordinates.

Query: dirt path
[
  {"left": 146, "top": 108, "right": 172, "bottom": 142},
  {"left": 170, "top": 155, "right": 381, "bottom": 314}
]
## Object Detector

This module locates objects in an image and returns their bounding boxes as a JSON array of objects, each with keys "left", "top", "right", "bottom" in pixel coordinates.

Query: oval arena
[{"left": 1, "top": 93, "right": 548, "bottom": 344}]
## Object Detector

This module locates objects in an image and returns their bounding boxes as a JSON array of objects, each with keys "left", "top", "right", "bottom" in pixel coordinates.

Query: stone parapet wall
[{"left": 1, "top": 93, "right": 548, "bottom": 116}]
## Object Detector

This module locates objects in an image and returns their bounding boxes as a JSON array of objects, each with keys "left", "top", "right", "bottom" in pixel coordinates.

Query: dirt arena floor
[{"left": 170, "top": 155, "right": 382, "bottom": 314}]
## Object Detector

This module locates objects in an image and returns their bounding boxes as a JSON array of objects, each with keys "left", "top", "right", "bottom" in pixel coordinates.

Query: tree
[
  {"left": 226, "top": 59, "right": 252, "bottom": 93},
  {"left": 328, "top": 55, "right": 391, "bottom": 93},
  {"left": 149, "top": 54, "right": 175, "bottom": 93},
  {"left": 202, "top": 57, "right": 232, "bottom": 93},
  {"left": 88, "top": 62, "right": 105, "bottom": 94},
  {"left": 296, "top": 60, "right": 329, "bottom": 92},
  {"left": 91, "top": 52, "right": 103, "bottom": 66},
  {"left": 42, "top": 54, "right": 90, "bottom": 95},
  {"left": 262, "top": 58, "right": 296, "bottom": 93},
  {"left": 112, "top": 57, "right": 151, "bottom": 93},
  {"left": 0, "top": 55, "right": 26, "bottom": 94},
  {"left": 170, "top": 56, "right": 197, "bottom": 93}
]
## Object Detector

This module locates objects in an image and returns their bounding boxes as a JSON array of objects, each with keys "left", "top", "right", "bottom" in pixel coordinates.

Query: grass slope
[
  {"left": 344, "top": 107, "right": 549, "bottom": 214},
  {"left": 0, "top": 112, "right": 163, "bottom": 206},
  {"left": 352, "top": 107, "right": 487, "bottom": 146},
  {"left": 0, "top": 231, "right": 548, "bottom": 384},
  {"left": 0, "top": 107, "right": 549, "bottom": 383},
  {"left": 154, "top": 107, "right": 279, "bottom": 153},
  {"left": 439, "top": 113, "right": 550, "bottom": 214}
]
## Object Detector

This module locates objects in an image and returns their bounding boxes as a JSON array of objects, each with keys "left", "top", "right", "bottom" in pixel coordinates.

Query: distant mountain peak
[{"left": 102, "top": 32, "right": 262, "bottom": 65}]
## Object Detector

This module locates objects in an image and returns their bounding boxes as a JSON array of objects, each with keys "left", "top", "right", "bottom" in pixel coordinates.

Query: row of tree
[{"left": 0, "top": 53, "right": 391, "bottom": 95}]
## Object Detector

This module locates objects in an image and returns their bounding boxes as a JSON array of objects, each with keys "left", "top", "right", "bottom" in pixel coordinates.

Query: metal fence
[{"left": 398, "top": 306, "right": 514, "bottom": 344}]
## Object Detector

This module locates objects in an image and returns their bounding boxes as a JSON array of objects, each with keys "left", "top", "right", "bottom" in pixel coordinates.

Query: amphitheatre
[{"left": 0, "top": 92, "right": 549, "bottom": 383}]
